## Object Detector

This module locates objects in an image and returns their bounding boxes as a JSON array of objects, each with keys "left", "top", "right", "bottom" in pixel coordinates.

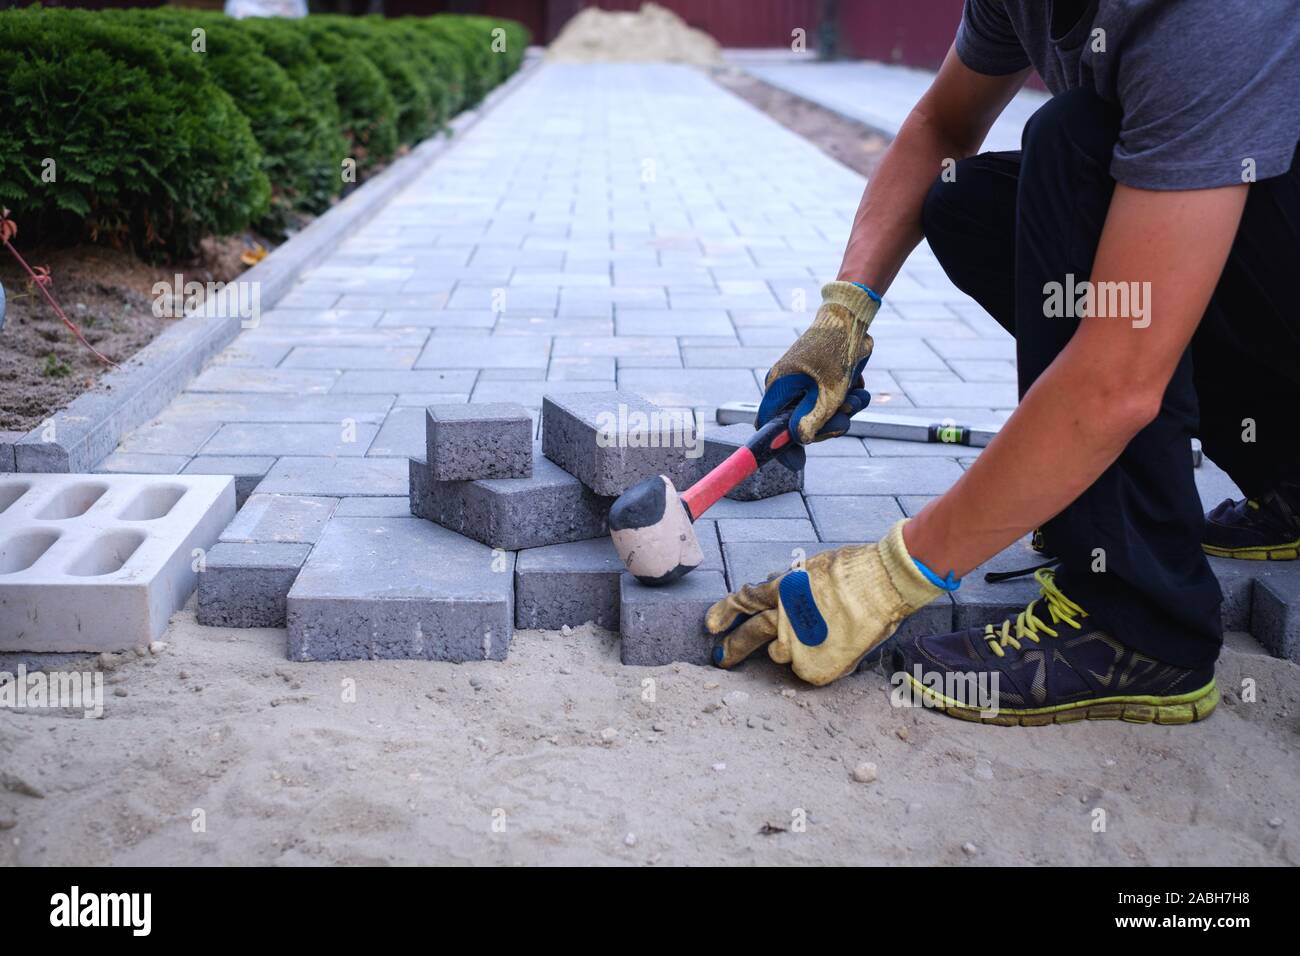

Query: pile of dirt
[
  {"left": 547, "top": 2, "right": 723, "bottom": 65},
  {"left": 0, "top": 238, "right": 256, "bottom": 433}
]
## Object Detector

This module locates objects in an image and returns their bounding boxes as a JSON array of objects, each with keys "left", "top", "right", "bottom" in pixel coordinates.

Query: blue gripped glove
[{"left": 757, "top": 281, "right": 880, "bottom": 470}]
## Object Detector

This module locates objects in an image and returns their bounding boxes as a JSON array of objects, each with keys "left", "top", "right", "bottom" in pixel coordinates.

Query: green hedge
[{"left": 0, "top": 6, "right": 529, "bottom": 257}]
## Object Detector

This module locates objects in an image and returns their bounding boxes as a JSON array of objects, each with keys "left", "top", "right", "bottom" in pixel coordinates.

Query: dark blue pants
[{"left": 920, "top": 87, "right": 1300, "bottom": 668}]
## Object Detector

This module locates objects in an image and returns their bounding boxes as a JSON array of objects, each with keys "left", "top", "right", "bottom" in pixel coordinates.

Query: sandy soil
[
  {"left": 712, "top": 68, "right": 892, "bottom": 180},
  {"left": 0, "top": 240, "right": 256, "bottom": 432},
  {"left": 1, "top": 607, "right": 1295, "bottom": 867}
]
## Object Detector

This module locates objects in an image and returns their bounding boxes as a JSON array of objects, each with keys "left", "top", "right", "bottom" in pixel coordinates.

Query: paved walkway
[
  {"left": 742, "top": 58, "right": 1050, "bottom": 152},
  {"left": 104, "top": 60, "right": 1240, "bottom": 544}
]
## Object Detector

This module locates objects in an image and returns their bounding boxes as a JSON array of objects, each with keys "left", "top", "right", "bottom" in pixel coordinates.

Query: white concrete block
[{"left": 0, "top": 473, "right": 236, "bottom": 651}]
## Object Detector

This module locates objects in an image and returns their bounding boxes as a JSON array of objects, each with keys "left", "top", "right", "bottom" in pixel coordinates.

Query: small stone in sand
[
  {"left": 852, "top": 761, "right": 878, "bottom": 783},
  {"left": 600, "top": 727, "right": 618, "bottom": 743},
  {"left": 1269, "top": 817, "right": 1283, "bottom": 828},
  {"left": 962, "top": 842, "right": 979, "bottom": 856},
  {"left": 711, "top": 762, "right": 726, "bottom": 772},
  {"left": 624, "top": 832, "right": 637, "bottom": 847}
]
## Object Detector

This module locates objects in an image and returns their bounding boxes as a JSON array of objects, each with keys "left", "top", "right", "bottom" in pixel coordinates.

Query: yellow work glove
[
  {"left": 757, "top": 281, "right": 880, "bottom": 468},
  {"left": 706, "top": 519, "right": 943, "bottom": 686}
]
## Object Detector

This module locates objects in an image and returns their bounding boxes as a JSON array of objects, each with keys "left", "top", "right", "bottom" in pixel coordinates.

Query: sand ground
[{"left": 1, "top": 606, "right": 1296, "bottom": 866}]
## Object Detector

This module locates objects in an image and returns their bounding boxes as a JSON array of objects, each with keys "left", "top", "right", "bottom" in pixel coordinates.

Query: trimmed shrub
[
  {"left": 109, "top": 7, "right": 335, "bottom": 235},
  {"left": 297, "top": 18, "right": 400, "bottom": 169},
  {"left": 233, "top": 15, "right": 349, "bottom": 214},
  {"left": 0, "top": 8, "right": 528, "bottom": 254},
  {"left": 0, "top": 6, "right": 269, "bottom": 256},
  {"left": 313, "top": 15, "right": 438, "bottom": 146}
]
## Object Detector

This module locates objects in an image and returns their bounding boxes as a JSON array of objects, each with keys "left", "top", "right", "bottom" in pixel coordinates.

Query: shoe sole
[
  {"left": 903, "top": 675, "right": 1218, "bottom": 727},
  {"left": 1202, "top": 539, "right": 1300, "bottom": 560}
]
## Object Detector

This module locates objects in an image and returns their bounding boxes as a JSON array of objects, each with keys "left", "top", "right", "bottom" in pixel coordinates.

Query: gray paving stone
[
  {"left": 118, "top": 419, "right": 219, "bottom": 457},
  {"left": 332, "top": 370, "right": 477, "bottom": 394},
  {"left": 705, "top": 491, "right": 809, "bottom": 519},
  {"left": 202, "top": 422, "right": 378, "bottom": 458},
  {"left": 862, "top": 437, "right": 981, "bottom": 458},
  {"left": 182, "top": 456, "right": 277, "bottom": 506},
  {"left": 615, "top": 310, "right": 734, "bottom": 336},
  {"left": 426, "top": 403, "right": 532, "bottom": 480},
  {"left": 258, "top": 456, "right": 409, "bottom": 497},
  {"left": 1207, "top": 556, "right": 1258, "bottom": 633},
  {"left": 0, "top": 431, "right": 21, "bottom": 472},
  {"left": 334, "top": 496, "right": 412, "bottom": 517},
  {"left": 617, "top": 368, "right": 761, "bottom": 408},
  {"left": 188, "top": 367, "right": 338, "bottom": 394},
  {"left": 365, "top": 405, "right": 427, "bottom": 458},
  {"left": 416, "top": 335, "right": 551, "bottom": 369},
  {"left": 551, "top": 335, "right": 677, "bottom": 358},
  {"left": 166, "top": 393, "right": 394, "bottom": 425},
  {"left": 515, "top": 536, "right": 624, "bottom": 630},
  {"left": 803, "top": 457, "right": 965, "bottom": 496},
  {"left": 470, "top": 379, "right": 614, "bottom": 407},
  {"left": 198, "top": 541, "right": 311, "bottom": 628},
  {"left": 541, "top": 391, "right": 701, "bottom": 497},
  {"left": 220, "top": 494, "right": 338, "bottom": 545},
  {"left": 1246, "top": 564, "right": 1300, "bottom": 663},
  {"left": 281, "top": 346, "right": 420, "bottom": 369},
  {"left": 409, "top": 453, "right": 611, "bottom": 550},
  {"left": 286, "top": 516, "right": 514, "bottom": 661},
  {"left": 806, "top": 495, "right": 905, "bottom": 543},
  {"left": 717, "top": 518, "right": 817, "bottom": 543},
  {"left": 701, "top": 423, "right": 802, "bottom": 501},
  {"left": 619, "top": 571, "right": 727, "bottom": 666},
  {"left": 951, "top": 538, "right": 1045, "bottom": 630},
  {"left": 95, "top": 452, "right": 190, "bottom": 476}
]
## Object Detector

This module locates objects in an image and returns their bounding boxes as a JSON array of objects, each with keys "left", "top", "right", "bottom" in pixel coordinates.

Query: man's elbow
[{"left": 1081, "top": 376, "right": 1164, "bottom": 445}]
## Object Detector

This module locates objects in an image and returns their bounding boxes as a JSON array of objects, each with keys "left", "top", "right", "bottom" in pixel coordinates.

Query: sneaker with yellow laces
[{"left": 890, "top": 569, "right": 1218, "bottom": 726}]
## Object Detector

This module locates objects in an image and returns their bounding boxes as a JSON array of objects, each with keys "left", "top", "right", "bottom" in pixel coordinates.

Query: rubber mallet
[{"left": 608, "top": 409, "right": 793, "bottom": 585}]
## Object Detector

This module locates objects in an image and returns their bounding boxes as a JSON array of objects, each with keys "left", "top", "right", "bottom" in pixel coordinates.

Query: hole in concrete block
[
  {"left": 0, "top": 530, "right": 61, "bottom": 574},
  {"left": 35, "top": 481, "right": 109, "bottom": 520},
  {"left": 0, "top": 482, "right": 31, "bottom": 515},
  {"left": 118, "top": 484, "right": 187, "bottom": 521},
  {"left": 66, "top": 530, "right": 146, "bottom": 577}
]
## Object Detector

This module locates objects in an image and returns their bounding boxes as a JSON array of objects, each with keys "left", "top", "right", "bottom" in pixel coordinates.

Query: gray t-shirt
[{"left": 956, "top": 0, "right": 1300, "bottom": 189}]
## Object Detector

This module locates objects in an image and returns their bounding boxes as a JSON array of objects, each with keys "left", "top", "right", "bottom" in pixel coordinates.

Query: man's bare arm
[
  {"left": 837, "top": 45, "right": 1030, "bottom": 290},
  {"left": 904, "top": 183, "right": 1250, "bottom": 578}
]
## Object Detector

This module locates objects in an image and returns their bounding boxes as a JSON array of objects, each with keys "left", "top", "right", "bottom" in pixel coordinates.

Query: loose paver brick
[
  {"left": 197, "top": 541, "right": 312, "bottom": 629},
  {"left": 426, "top": 403, "right": 532, "bottom": 480},
  {"left": 541, "top": 391, "right": 701, "bottom": 497},
  {"left": 1245, "top": 564, "right": 1300, "bottom": 663},
  {"left": 619, "top": 571, "right": 728, "bottom": 666},
  {"left": 286, "top": 516, "right": 514, "bottom": 662},
  {"left": 219, "top": 494, "right": 338, "bottom": 545},
  {"left": 515, "top": 536, "right": 625, "bottom": 630},
  {"left": 409, "top": 452, "right": 611, "bottom": 551},
  {"left": 701, "top": 423, "right": 802, "bottom": 501}
]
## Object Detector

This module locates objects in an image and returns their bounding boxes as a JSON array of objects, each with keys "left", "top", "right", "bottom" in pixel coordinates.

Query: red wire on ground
[{"left": 0, "top": 208, "right": 117, "bottom": 368}]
